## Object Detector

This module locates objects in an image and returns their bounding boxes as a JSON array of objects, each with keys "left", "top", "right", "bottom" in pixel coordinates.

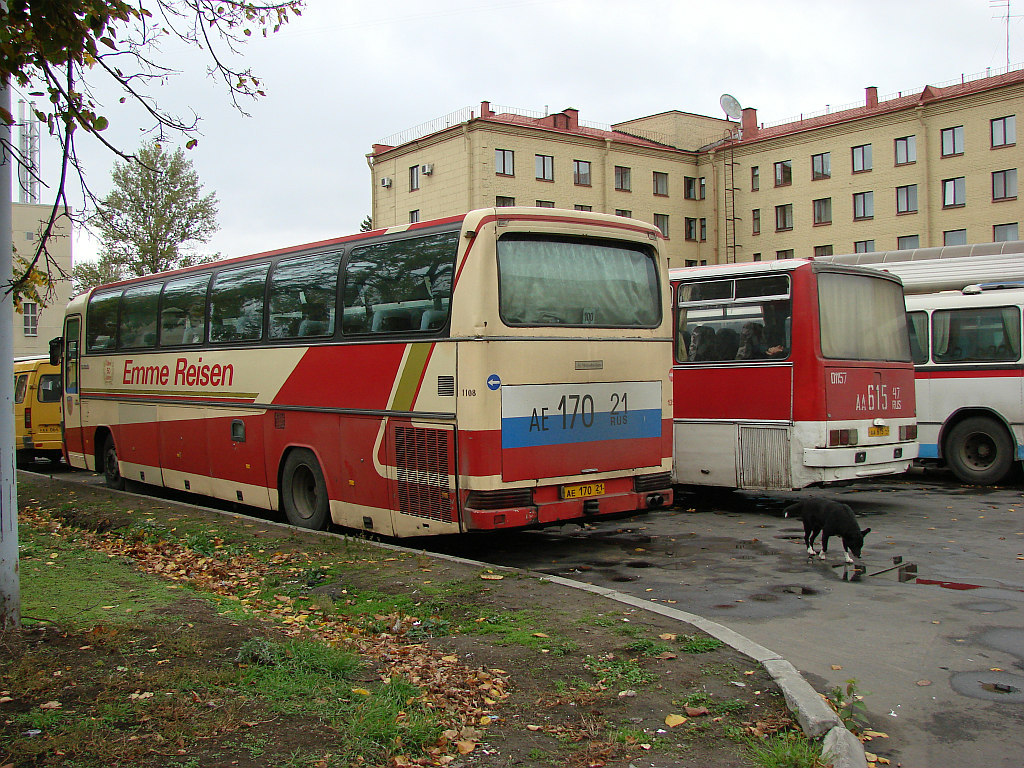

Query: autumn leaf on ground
[
  {"left": 456, "top": 740, "right": 476, "bottom": 755},
  {"left": 665, "top": 713, "right": 687, "bottom": 727},
  {"left": 480, "top": 573, "right": 503, "bottom": 580}
]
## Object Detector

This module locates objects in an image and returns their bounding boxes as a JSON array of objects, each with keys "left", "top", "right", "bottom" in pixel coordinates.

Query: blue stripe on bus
[
  {"left": 502, "top": 407, "right": 662, "bottom": 449},
  {"left": 917, "top": 443, "right": 939, "bottom": 459}
]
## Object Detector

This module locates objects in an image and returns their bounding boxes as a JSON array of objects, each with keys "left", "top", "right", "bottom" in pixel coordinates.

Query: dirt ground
[{"left": 2, "top": 474, "right": 803, "bottom": 768}]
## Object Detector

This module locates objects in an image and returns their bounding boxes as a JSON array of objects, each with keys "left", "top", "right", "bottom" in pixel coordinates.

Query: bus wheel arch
[
  {"left": 98, "top": 429, "right": 125, "bottom": 491},
  {"left": 279, "top": 447, "right": 331, "bottom": 530},
  {"left": 942, "top": 412, "right": 1015, "bottom": 485}
]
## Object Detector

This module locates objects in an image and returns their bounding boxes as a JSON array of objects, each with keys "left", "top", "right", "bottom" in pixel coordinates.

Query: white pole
[{"left": 0, "top": 26, "right": 21, "bottom": 628}]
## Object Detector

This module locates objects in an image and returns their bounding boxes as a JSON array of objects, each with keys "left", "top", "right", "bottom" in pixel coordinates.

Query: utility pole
[{"left": 0, "top": 24, "right": 21, "bottom": 628}]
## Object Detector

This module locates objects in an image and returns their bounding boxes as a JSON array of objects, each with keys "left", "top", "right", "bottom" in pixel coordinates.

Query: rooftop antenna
[
  {"left": 17, "top": 100, "right": 40, "bottom": 204},
  {"left": 720, "top": 93, "right": 742, "bottom": 138},
  {"left": 990, "top": 0, "right": 1019, "bottom": 69}
]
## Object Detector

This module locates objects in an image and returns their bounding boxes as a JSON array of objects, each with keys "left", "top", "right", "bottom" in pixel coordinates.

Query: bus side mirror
[{"left": 49, "top": 336, "right": 63, "bottom": 367}]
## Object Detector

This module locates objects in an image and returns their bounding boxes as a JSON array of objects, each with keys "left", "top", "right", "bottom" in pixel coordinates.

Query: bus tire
[
  {"left": 281, "top": 449, "right": 330, "bottom": 530},
  {"left": 102, "top": 434, "right": 125, "bottom": 490},
  {"left": 944, "top": 416, "right": 1014, "bottom": 485}
]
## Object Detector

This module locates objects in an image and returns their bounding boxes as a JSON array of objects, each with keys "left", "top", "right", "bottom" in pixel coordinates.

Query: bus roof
[
  {"left": 669, "top": 258, "right": 904, "bottom": 284},
  {"left": 904, "top": 284, "right": 1024, "bottom": 310}
]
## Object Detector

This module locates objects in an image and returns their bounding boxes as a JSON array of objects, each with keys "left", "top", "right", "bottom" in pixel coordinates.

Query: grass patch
[
  {"left": 747, "top": 732, "right": 830, "bottom": 768},
  {"left": 679, "top": 634, "right": 725, "bottom": 653}
]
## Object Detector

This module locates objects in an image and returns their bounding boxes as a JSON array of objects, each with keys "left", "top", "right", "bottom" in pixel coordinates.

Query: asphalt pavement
[{"left": 462, "top": 471, "right": 1024, "bottom": 768}]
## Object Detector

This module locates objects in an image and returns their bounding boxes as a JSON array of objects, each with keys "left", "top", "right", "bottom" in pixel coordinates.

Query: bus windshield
[
  {"left": 497, "top": 234, "right": 660, "bottom": 328},
  {"left": 818, "top": 272, "right": 911, "bottom": 361}
]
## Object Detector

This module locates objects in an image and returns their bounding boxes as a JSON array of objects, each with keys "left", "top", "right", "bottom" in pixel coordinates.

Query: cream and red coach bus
[{"left": 56, "top": 208, "right": 674, "bottom": 535}]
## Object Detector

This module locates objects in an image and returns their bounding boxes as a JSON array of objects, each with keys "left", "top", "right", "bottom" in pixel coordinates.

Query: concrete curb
[{"left": 20, "top": 471, "right": 868, "bottom": 767}]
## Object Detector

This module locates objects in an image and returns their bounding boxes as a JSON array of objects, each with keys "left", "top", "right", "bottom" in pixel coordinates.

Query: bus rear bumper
[
  {"left": 465, "top": 487, "right": 674, "bottom": 531},
  {"left": 803, "top": 441, "right": 919, "bottom": 469}
]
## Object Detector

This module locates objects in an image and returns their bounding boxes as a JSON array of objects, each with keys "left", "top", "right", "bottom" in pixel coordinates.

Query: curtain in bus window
[
  {"left": 907, "top": 311, "right": 929, "bottom": 364},
  {"left": 210, "top": 263, "right": 270, "bottom": 343},
  {"left": 343, "top": 231, "right": 457, "bottom": 335},
  {"left": 931, "top": 306, "right": 1021, "bottom": 363},
  {"left": 119, "top": 283, "right": 162, "bottom": 349},
  {"left": 497, "top": 235, "right": 659, "bottom": 327},
  {"left": 269, "top": 253, "right": 341, "bottom": 339},
  {"left": 818, "top": 273, "right": 911, "bottom": 361},
  {"left": 86, "top": 290, "right": 121, "bottom": 352},
  {"left": 161, "top": 274, "right": 211, "bottom": 346}
]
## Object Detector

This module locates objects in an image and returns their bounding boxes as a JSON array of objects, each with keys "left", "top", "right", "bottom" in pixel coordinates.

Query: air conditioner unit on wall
[
  {"left": 421, "top": 164, "right": 433, "bottom": 175},
  {"left": 381, "top": 177, "right": 392, "bottom": 188}
]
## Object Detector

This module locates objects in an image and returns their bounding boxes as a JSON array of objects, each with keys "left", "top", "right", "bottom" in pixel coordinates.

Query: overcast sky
[{"left": 13, "top": 0, "right": 1024, "bottom": 266}]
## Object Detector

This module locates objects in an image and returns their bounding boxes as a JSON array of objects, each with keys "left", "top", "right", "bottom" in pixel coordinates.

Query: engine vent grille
[
  {"left": 437, "top": 376, "right": 455, "bottom": 397},
  {"left": 634, "top": 472, "right": 671, "bottom": 493},
  {"left": 394, "top": 425, "right": 456, "bottom": 522}
]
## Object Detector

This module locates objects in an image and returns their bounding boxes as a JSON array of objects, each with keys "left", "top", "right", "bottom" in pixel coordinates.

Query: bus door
[{"left": 62, "top": 315, "right": 85, "bottom": 463}]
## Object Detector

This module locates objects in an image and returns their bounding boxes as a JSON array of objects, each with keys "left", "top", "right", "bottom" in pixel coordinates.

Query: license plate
[
  {"left": 561, "top": 482, "right": 605, "bottom": 500},
  {"left": 868, "top": 425, "right": 890, "bottom": 437},
  {"left": 38, "top": 425, "right": 60, "bottom": 433}
]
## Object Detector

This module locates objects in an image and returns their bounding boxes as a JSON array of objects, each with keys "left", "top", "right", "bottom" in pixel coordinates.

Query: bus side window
[
  {"left": 268, "top": 253, "right": 341, "bottom": 340},
  {"left": 161, "top": 273, "right": 211, "bottom": 347},
  {"left": 86, "top": 290, "right": 121, "bottom": 352},
  {"left": 210, "top": 263, "right": 270, "bottom": 343},
  {"left": 674, "top": 306, "right": 689, "bottom": 362},
  {"left": 907, "top": 311, "right": 928, "bottom": 364},
  {"left": 14, "top": 374, "right": 28, "bottom": 403},
  {"left": 119, "top": 282, "right": 161, "bottom": 349}
]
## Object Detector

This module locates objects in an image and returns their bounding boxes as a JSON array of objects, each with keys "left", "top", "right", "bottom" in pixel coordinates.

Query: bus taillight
[
  {"left": 24, "top": 407, "right": 31, "bottom": 429},
  {"left": 900, "top": 424, "right": 918, "bottom": 441},
  {"left": 828, "top": 428, "right": 858, "bottom": 446}
]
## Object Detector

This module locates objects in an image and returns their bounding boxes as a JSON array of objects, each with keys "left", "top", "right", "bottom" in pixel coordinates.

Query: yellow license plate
[
  {"left": 868, "top": 425, "right": 890, "bottom": 437},
  {"left": 561, "top": 482, "right": 606, "bottom": 500}
]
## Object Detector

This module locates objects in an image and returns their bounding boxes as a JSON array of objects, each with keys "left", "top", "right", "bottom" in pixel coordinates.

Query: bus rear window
[
  {"left": 497, "top": 234, "right": 659, "bottom": 327},
  {"left": 818, "top": 272, "right": 911, "bottom": 361}
]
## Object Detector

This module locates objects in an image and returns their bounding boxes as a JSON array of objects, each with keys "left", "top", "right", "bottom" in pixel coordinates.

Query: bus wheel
[
  {"left": 102, "top": 434, "right": 126, "bottom": 490},
  {"left": 945, "top": 416, "right": 1014, "bottom": 485},
  {"left": 281, "top": 449, "right": 330, "bottom": 530}
]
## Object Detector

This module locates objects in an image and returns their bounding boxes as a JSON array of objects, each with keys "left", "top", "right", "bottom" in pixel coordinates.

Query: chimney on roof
[
  {"left": 866, "top": 86, "right": 878, "bottom": 108},
  {"left": 480, "top": 101, "right": 494, "bottom": 117},
  {"left": 741, "top": 107, "right": 758, "bottom": 139},
  {"left": 563, "top": 108, "right": 579, "bottom": 130}
]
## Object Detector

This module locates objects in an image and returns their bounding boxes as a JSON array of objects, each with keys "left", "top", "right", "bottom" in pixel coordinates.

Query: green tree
[
  {"left": 80, "top": 140, "right": 219, "bottom": 290},
  {"left": 359, "top": 214, "right": 374, "bottom": 232}
]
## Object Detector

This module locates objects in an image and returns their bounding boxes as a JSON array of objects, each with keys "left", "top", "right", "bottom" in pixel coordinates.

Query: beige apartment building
[
  {"left": 369, "top": 68, "right": 1024, "bottom": 268},
  {"left": 11, "top": 203, "right": 73, "bottom": 358}
]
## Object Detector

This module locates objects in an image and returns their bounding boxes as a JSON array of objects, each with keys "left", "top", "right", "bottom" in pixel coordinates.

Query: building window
[
  {"left": 615, "top": 209, "right": 632, "bottom": 217},
  {"left": 752, "top": 253, "right": 762, "bottom": 262},
  {"left": 684, "top": 260, "right": 698, "bottom": 267},
  {"left": 699, "top": 177, "right": 706, "bottom": 199},
  {"left": 535, "top": 154, "right": 554, "bottom": 181},
  {"left": 942, "top": 177, "right": 966, "bottom": 208},
  {"left": 853, "top": 191, "right": 874, "bottom": 220},
  {"left": 813, "top": 197, "right": 832, "bottom": 225},
  {"left": 495, "top": 149, "right": 514, "bottom": 176},
  {"left": 409, "top": 165, "right": 420, "bottom": 191},
  {"left": 409, "top": 209, "right": 420, "bottom": 223},
  {"left": 993, "top": 169, "right": 1018, "bottom": 200},
  {"left": 896, "top": 184, "right": 918, "bottom": 214},
  {"left": 812, "top": 152, "right": 831, "bottom": 180},
  {"left": 854, "top": 240, "right": 875, "bottom": 253},
  {"left": 814, "top": 245, "right": 834, "bottom": 258},
  {"left": 573, "top": 160, "right": 591, "bottom": 186},
  {"left": 536, "top": 200, "right": 555, "bottom": 208},
  {"left": 751, "top": 208, "right": 761, "bottom": 235},
  {"left": 775, "top": 203, "right": 793, "bottom": 231},
  {"left": 614, "top": 166, "right": 631, "bottom": 191},
  {"left": 751, "top": 166, "right": 760, "bottom": 191},
  {"left": 851, "top": 144, "right": 872, "bottom": 172},
  {"left": 776, "top": 249, "right": 794, "bottom": 259},
  {"left": 992, "top": 115, "right": 1016, "bottom": 148},
  {"left": 898, "top": 235, "right": 920, "bottom": 249},
  {"left": 574, "top": 204, "right": 592, "bottom": 212},
  {"left": 22, "top": 301, "right": 38, "bottom": 337},
  {"left": 944, "top": 229, "right": 968, "bottom": 246},
  {"left": 654, "top": 213, "right": 670, "bottom": 238},
  {"left": 685, "top": 217, "right": 698, "bottom": 240},
  {"left": 774, "top": 160, "right": 792, "bottom": 187},
  {"left": 684, "top": 176, "right": 698, "bottom": 199},
  {"left": 941, "top": 126, "right": 964, "bottom": 157},
  {"left": 653, "top": 171, "right": 669, "bottom": 196},
  {"left": 895, "top": 135, "right": 917, "bottom": 165},
  {"left": 496, "top": 196, "right": 515, "bottom": 207},
  {"left": 699, "top": 217, "right": 707, "bottom": 241},
  {"left": 994, "top": 223, "right": 1019, "bottom": 241}
]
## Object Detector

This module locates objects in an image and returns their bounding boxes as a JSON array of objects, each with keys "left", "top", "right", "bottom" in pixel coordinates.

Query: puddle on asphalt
[{"left": 950, "top": 671, "right": 1024, "bottom": 702}]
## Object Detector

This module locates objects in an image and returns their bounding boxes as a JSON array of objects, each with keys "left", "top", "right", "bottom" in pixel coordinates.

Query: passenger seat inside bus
[{"left": 371, "top": 310, "right": 413, "bottom": 332}]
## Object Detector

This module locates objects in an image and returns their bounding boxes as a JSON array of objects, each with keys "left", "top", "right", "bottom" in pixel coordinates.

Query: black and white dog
[{"left": 784, "top": 499, "right": 871, "bottom": 563}]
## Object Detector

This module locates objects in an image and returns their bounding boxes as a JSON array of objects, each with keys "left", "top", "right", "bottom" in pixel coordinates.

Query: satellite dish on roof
[{"left": 720, "top": 93, "right": 742, "bottom": 120}]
